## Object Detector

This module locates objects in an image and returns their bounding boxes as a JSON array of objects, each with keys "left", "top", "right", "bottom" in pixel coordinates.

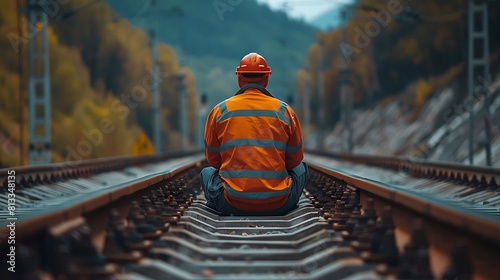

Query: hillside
[
  {"left": 323, "top": 73, "right": 500, "bottom": 167},
  {"left": 105, "top": 0, "right": 317, "bottom": 108},
  {"left": 0, "top": 0, "right": 198, "bottom": 166},
  {"left": 309, "top": 6, "right": 345, "bottom": 31},
  {"left": 298, "top": 0, "right": 500, "bottom": 166},
  {"left": 299, "top": 0, "right": 500, "bottom": 131}
]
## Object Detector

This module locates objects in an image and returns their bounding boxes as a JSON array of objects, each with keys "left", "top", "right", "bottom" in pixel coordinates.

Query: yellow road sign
[{"left": 131, "top": 132, "right": 155, "bottom": 155}]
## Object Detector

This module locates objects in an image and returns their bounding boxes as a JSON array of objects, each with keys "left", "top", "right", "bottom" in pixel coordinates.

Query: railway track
[{"left": 0, "top": 152, "right": 499, "bottom": 279}]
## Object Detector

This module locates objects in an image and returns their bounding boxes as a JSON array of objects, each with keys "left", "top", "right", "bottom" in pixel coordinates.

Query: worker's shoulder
[
  {"left": 277, "top": 99, "right": 296, "bottom": 113},
  {"left": 210, "top": 98, "right": 231, "bottom": 112}
]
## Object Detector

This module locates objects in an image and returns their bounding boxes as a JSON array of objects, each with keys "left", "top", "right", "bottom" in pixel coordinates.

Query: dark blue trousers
[{"left": 199, "top": 162, "right": 308, "bottom": 216}]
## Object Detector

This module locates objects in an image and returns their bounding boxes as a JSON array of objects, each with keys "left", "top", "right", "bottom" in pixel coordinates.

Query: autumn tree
[{"left": 0, "top": 0, "right": 199, "bottom": 166}]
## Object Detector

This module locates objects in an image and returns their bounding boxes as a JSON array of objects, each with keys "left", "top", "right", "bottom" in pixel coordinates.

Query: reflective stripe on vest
[
  {"left": 225, "top": 183, "right": 291, "bottom": 199},
  {"left": 220, "top": 169, "right": 288, "bottom": 179},
  {"left": 219, "top": 139, "right": 287, "bottom": 152},
  {"left": 216, "top": 109, "right": 289, "bottom": 125}
]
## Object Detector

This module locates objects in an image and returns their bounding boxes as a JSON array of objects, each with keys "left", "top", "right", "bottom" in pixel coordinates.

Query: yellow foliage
[
  {"left": 50, "top": 46, "right": 89, "bottom": 114},
  {"left": 415, "top": 64, "right": 463, "bottom": 109},
  {"left": 394, "top": 37, "right": 420, "bottom": 60},
  {"left": 0, "top": 0, "right": 199, "bottom": 166},
  {"left": 406, "top": 64, "right": 464, "bottom": 120},
  {"left": 158, "top": 43, "right": 180, "bottom": 72},
  {"left": 0, "top": 66, "right": 20, "bottom": 118},
  {"left": 52, "top": 95, "right": 144, "bottom": 162},
  {"left": 295, "top": 69, "right": 308, "bottom": 123},
  {"left": 301, "top": 0, "right": 467, "bottom": 130},
  {"left": 0, "top": 0, "right": 18, "bottom": 28},
  {"left": 415, "top": 78, "right": 431, "bottom": 108},
  {"left": 183, "top": 68, "right": 199, "bottom": 138},
  {"left": 430, "top": 64, "right": 463, "bottom": 90},
  {"left": 296, "top": 69, "right": 306, "bottom": 97}
]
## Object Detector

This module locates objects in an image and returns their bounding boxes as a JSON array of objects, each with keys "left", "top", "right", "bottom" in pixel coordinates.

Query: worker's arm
[
  {"left": 285, "top": 106, "right": 304, "bottom": 170},
  {"left": 204, "top": 107, "right": 222, "bottom": 169}
]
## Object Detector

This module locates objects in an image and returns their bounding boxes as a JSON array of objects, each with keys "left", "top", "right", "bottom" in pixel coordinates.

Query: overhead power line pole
[
  {"left": 25, "top": 0, "right": 102, "bottom": 165},
  {"left": 467, "top": 0, "right": 490, "bottom": 165},
  {"left": 28, "top": 0, "right": 52, "bottom": 165},
  {"left": 138, "top": 0, "right": 186, "bottom": 154},
  {"left": 316, "top": 38, "right": 326, "bottom": 150},
  {"left": 17, "top": 0, "right": 25, "bottom": 166},
  {"left": 149, "top": 20, "right": 160, "bottom": 154},
  {"left": 340, "top": 7, "right": 353, "bottom": 153},
  {"left": 178, "top": 71, "right": 188, "bottom": 152},
  {"left": 303, "top": 71, "right": 311, "bottom": 147},
  {"left": 197, "top": 94, "right": 207, "bottom": 151}
]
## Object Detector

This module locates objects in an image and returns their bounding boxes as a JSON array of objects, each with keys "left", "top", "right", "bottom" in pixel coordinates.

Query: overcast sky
[{"left": 255, "top": 0, "right": 353, "bottom": 21}]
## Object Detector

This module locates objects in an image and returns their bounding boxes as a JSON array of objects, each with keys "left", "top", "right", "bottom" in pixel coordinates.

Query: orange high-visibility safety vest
[{"left": 204, "top": 87, "right": 304, "bottom": 212}]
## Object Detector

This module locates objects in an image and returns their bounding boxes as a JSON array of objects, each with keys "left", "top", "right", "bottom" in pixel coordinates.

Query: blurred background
[{"left": 0, "top": 0, "right": 499, "bottom": 167}]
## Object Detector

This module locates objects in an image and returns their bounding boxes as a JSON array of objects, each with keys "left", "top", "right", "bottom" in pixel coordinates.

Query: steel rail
[
  {"left": 306, "top": 150, "right": 499, "bottom": 186},
  {"left": 0, "top": 152, "right": 204, "bottom": 239},
  {"left": 1, "top": 153, "right": 499, "bottom": 279},
  {"left": 304, "top": 155, "right": 500, "bottom": 279},
  {"left": 306, "top": 161, "right": 500, "bottom": 245},
  {"left": 2, "top": 151, "right": 497, "bottom": 241},
  {"left": 0, "top": 151, "right": 195, "bottom": 187}
]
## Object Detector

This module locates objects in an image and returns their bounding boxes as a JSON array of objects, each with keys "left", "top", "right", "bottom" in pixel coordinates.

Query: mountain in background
[
  {"left": 105, "top": 0, "right": 317, "bottom": 109},
  {"left": 309, "top": 6, "right": 344, "bottom": 31},
  {"left": 307, "top": 0, "right": 355, "bottom": 31}
]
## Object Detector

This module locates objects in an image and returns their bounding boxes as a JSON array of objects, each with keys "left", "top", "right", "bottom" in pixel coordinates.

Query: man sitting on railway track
[{"left": 200, "top": 52, "right": 308, "bottom": 216}]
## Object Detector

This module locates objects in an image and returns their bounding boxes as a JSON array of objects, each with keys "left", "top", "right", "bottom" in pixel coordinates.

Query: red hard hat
[{"left": 235, "top": 53, "right": 272, "bottom": 76}]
